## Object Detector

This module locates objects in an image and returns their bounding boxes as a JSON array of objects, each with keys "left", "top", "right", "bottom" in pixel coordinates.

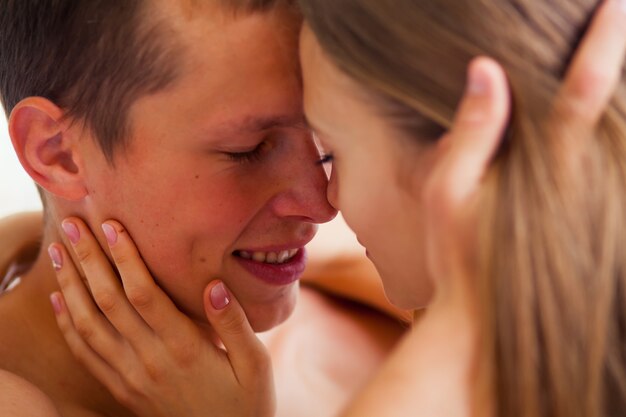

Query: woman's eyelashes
[{"left": 317, "top": 153, "right": 334, "bottom": 165}]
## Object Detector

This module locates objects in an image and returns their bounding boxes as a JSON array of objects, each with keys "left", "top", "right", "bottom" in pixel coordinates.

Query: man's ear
[{"left": 9, "top": 97, "right": 88, "bottom": 201}]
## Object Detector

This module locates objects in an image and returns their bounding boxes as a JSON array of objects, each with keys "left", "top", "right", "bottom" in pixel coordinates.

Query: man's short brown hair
[{"left": 0, "top": 0, "right": 293, "bottom": 162}]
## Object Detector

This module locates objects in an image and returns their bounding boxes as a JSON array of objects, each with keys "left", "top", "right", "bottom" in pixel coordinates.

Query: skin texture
[
  {"left": 299, "top": 1, "right": 626, "bottom": 416},
  {"left": 300, "top": 25, "right": 438, "bottom": 309},
  {"left": 0, "top": 370, "right": 61, "bottom": 417},
  {"left": 10, "top": 3, "right": 335, "bottom": 333},
  {"left": 0, "top": 214, "right": 405, "bottom": 417},
  {"left": 72, "top": 6, "right": 336, "bottom": 331},
  {"left": 2, "top": 0, "right": 625, "bottom": 416},
  {"left": 42, "top": 3, "right": 626, "bottom": 412},
  {"left": 0, "top": 3, "right": 371, "bottom": 416}
]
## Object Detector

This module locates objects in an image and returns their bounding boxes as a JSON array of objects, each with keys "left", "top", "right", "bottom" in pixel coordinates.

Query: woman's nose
[{"left": 326, "top": 168, "right": 339, "bottom": 211}]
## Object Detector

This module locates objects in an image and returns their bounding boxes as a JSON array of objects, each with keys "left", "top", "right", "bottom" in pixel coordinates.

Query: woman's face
[{"left": 300, "top": 26, "right": 440, "bottom": 310}]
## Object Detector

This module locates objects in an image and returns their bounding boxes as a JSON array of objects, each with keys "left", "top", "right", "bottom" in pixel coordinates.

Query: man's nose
[{"left": 269, "top": 148, "right": 337, "bottom": 224}]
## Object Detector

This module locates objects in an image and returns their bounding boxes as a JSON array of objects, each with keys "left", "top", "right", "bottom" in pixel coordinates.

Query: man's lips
[
  {"left": 233, "top": 236, "right": 314, "bottom": 261},
  {"left": 233, "top": 247, "right": 308, "bottom": 286},
  {"left": 234, "top": 238, "right": 314, "bottom": 254},
  {"left": 231, "top": 234, "right": 314, "bottom": 285},
  {"left": 236, "top": 248, "right": 300, "bottom": 264}
]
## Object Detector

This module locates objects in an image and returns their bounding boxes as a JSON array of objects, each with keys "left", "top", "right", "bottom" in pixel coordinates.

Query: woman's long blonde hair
[{"left": 298, "top": 0, "right": 626, "bottom": 416}]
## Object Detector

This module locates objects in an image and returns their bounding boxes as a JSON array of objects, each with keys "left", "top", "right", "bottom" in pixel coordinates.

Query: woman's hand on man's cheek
[{"left": 48, "top": 217, "right": 275, "bottom": 417}]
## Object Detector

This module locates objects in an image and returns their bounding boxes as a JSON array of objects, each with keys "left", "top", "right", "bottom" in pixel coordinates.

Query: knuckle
[
  {"left": 63, "top": 336, "right": 87, "bottom": 360},
  {"left": 55, "top": 315, "right": 71, "bottom": 333},
  {"left": 123, "top": 369, "right": 149, "bottom": 396},
  {"left": 55, "top": 271, "right": 72, "bottom": 289},
  {"left": 74, "top": 246, "right": 93, "bottom": 265},
  {"left": 116, "top": 224, "right": 130, "bottom": 239},
  {"left": 73, "top": 317, "right": 96, "bottom": 343},
  {"left": 126, "top": 286, "right": 153, "bottom": 310},
  {"left": 95, "top": 290, "right": 119, "bottom": 315},
  {"left": 112, "top": 250, "right": 132, "bottom": 268},
  {"left": 220, "top": 311, "right": 247, "bottom": 335},
  {"left": 142, "top": 356, "right": 166, "bottom": 383},
  {"left": 170, "top": 340, "right": 200, "bottom": 368}
]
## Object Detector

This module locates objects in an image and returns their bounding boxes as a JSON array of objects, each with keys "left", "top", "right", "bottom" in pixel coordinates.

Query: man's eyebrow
[{"left": 213, "top": 114, "right": 309, "bottom": 136}]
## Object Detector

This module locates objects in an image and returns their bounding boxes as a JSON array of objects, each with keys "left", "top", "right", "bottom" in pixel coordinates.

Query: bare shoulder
[
  {"left": 0, "top": 211, "right": 43, "bottom": 280},
  {"left": 0, "top": 369, "right": 61, "bottom": 417},
  {"left": 295, "top": 287, "right": 407, "bottom": 375},
  {"left": 263, "top": 286, "right": 407, "bottom": 417}
]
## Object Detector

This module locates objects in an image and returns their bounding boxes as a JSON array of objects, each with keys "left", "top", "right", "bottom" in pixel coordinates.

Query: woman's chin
[{"left": 381, "top": 275, "right": 433, "bottom": 311}]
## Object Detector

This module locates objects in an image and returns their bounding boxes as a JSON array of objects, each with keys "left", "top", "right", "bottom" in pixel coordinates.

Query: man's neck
[{"left": 0, "top": 229, "right": 135, "bottom": 417}]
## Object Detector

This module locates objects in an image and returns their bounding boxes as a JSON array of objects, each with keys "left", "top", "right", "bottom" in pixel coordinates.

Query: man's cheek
[{"left": 150, "top": 222, "right": 232, "bottom": 274}]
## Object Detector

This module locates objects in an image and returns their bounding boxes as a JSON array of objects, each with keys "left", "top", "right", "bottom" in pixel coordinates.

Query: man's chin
[
  {"left": 185, "top": 284, "right": 299, "bottom": 333},
  {"left": 245, "top": 293, "right": 299, "bottom": 333}
]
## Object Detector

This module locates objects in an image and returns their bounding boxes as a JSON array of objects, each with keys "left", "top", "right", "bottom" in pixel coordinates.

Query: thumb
[
  {"left": 203, "top": 281, "right": 270, "bottom": 380},
  {"left": 424, "top": 57, "right": 510, "bottom": 284},
  {"left": 438, "top": 56, "right": 511, "bottom": 205}
]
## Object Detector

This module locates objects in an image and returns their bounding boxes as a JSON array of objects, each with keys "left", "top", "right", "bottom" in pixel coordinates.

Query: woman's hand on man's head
[{"left": 423, "top": 0, "right": 626, "bottom": 311}]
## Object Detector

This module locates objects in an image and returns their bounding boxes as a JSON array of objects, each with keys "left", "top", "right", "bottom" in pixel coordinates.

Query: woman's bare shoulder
[
  {"left": 0, "top": 369, "right": 61, "bottom": 417},
  {"left": 261, "top": 287, "right": 407, "bottom": 417}
]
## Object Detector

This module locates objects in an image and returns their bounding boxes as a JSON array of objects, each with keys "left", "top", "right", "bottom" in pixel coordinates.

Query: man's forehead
[{"left": 163, "top": 0, "right": 294, "bottom": 23}]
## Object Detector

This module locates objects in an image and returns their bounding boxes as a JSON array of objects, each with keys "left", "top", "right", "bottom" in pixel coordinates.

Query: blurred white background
[{"left": 0, "top": 117, "right": 44, "bottom": 217}]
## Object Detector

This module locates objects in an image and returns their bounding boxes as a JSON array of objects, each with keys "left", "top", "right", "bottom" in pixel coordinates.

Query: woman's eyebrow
[
  {"left": 302, "top": 112, "right": 321, "bottom": 133},
  {"left": 303, "top": 112, "right": 331, "bottom": 138}
]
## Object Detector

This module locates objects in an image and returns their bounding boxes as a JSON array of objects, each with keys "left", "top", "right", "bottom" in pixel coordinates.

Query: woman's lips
[{"left": 234, "top": 248, "right": 307, "bottom": 286}]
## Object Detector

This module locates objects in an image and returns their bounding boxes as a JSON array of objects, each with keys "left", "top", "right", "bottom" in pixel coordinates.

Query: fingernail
[
  {"left": 102, "top": 223, "right": 118, "bottom": 245},
  {"left": 467, "top": 63, "right": 490, "bottom": 96},
  {"left": 210, "top": 282, "right": 231, "bottom": 310},
  {"left": 61, "top": 221, "right": 80, "bottom": 245},
  {"left": 50, "top": 293, "right": 62, "bottom": 315},
  {"left": 48, "top": 245, "right": 63, "bottom": 271}
]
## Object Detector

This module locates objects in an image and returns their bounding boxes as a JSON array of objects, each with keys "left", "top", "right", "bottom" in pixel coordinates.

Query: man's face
[{"left": 73, "top": 5, "right": 336, "bottom": 331}]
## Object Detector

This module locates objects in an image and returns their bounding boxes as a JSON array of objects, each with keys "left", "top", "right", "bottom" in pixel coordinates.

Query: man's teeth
[{"left": 238, "top": 249, "right": 299, "bottom": 264}]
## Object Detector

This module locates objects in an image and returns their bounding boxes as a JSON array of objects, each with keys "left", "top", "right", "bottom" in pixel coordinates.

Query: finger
[
  {"left": 101, "top": 220, "right": 198, "bottom": 342},
  {"left": 423, "top": 58, "right": 510, "bottom": 284},
  {"left": 48, "top": 243, "right": 121, "bottom": 346},
  {"left": 48, "top": 243, "right": 134, "bottom": 375},
  {"left": 559, "top": 0, "right": 626, "bottom": 125},
  {"left": 434, "top": 57, "right": 511, "bottom": 205},
  {"left": 203, "top": 281, "right": 270, "bottom": 381},
  {"left": 61, "top": 218, "right": 155, "bottom": 345},
  {"left": 49, "top": 291, "right": 130, "bottom": 402}
]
